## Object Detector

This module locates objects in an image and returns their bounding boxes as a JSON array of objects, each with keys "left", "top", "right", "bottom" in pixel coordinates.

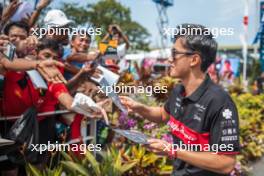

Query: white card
[
  {"left": 113, "top": 129, "right": 149, "bottom": 144},
  {"left": 0, "top": 138, "right": 15, "bottom": 147},
  {"left": 71, "top": 93, "right": 100, "bottom": 116},
  {"left": 91, "top": 65, "right": 119, "bottom": 86},
  {"left": 26, "top": 70, "right": 48, "bottom": 89}
]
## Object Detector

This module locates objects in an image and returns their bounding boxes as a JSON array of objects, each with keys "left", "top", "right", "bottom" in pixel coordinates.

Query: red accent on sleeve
[
  {"left": 216, "top": 152, "right": 240, "bottom": 155},
  {"left": 48, "top": 83, "right": 69, "bottom": 99}
]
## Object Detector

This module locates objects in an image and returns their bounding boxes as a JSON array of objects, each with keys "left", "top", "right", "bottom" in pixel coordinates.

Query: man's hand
[
  {"left": 88, "top": 50, "right": 100, "bottom": 61},
  {"left": 80, "top": 63, "right": 102, "bottom": 78},
  {"left": 1, "top": 0, "right": 21, "bottom": 22},
  {"left": 90, "top": 99, "right": 111, "bottom": 125},
  {"left": 0, "top": 35, "right": 9, "bottom": 52},
  {"left": 20, "top": 13, "right": 31, "bottom": 25},
  {"left": 108, "top": 24, "right": 122, "bottom": 34},
  {"left": 144, "top": 138, "right": 172, "bottom": 156},
  {"left": 0, "top": 35, "right": 9, "bottom": 41},
  {"left": 36, "top": 0, "right": 51, "bottom": 11},
  {"left": 26, "top": 36, "right": 39, "bottom": 47},
  {"left": 36, "top": 59, "right": 67, "bottom": 84},
  {"left": 113, "top": 24, "right": 122, "bottom": 33},
  {"left": 146, "top": 139, "right": 237, "bottom": 174},
  {"left": 119, "top": 96, "right": 143, "bottom": 113},
  {"left": 120, "top": 97, "right": 164, "bottom": 123}
]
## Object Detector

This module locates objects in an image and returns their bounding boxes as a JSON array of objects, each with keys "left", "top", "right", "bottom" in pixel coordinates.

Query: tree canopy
[{"left": 61, "top": 0, "right": 150, "bottom": 51}]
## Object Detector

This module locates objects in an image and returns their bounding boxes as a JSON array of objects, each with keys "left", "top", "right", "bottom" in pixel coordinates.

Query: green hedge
[{"left": 232, "top": 93, "right": 264, "bottom": 173}]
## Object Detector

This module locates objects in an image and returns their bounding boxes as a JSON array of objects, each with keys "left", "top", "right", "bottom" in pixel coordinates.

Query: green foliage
[
  {"left": 61, "top": 0, "right": 150, "bottom": 51},
  {"left": 152, "top": 76, "right": 179, "bottom": 102},
  {"left": 61, "top": 148, "right": 138, "bottom": 176},
  {"left": 232, "top": 93, "right": 264, "bottom": 172},
  {"left": 26, "top": 163, "right": 63, "bottom": 176},
  {"left": 122, "top": 145, "right": 173, "bottom": 176},
  {"left": 61, "top": 161, "right": 89, "bottom": 176},
  {"left": 26, "top": 144, "right": 172, "bottom": 176}
]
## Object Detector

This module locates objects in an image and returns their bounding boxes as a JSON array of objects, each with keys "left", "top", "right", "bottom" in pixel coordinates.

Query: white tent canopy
[{"left": 124, "top": 48, "right": 171, "bottom": 61}]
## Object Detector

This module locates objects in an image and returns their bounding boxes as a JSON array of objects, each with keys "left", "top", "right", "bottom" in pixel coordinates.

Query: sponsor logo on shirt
[
  {"left": 221, "top": 135, "right": 238, "bottom": 141},
  {"left": 194, "top": 103, "right": 206, "bottom": 112},
  {"left": 168, "top": 120, "right": 197, "bottom": 141},
  {"left": 222, "top": 109, "right": 232, "bottom": 119}
]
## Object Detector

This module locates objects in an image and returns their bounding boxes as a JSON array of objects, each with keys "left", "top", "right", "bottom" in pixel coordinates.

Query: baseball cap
[{"left": 44, "top": 9, "right": 73, "bottom": 27}]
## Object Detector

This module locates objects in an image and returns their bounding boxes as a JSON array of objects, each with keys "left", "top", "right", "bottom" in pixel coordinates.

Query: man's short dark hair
[
  {"left": 173, "top": 23, "right": 217, "bottom": 72},
  {"left": 37, "top": 38, "right": 61, "bottom": 54},
  {"left": 3, "top": 21, "right": 30, "bottom": 35}
]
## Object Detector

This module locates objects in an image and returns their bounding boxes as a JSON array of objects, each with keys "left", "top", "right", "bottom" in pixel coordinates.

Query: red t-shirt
[{"left": 1, "top": 70, "right": 68, "bottom": 121}]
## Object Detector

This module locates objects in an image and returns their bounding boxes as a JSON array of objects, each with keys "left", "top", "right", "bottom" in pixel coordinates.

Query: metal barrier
[
  {"left": 0, "top": 110, "right": 71, "bottom": 121},
  {"left": 0, "top": 110, "right": 98, "bottom": 160}
]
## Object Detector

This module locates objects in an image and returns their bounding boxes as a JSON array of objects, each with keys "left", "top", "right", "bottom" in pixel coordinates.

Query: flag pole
[{"left": 242, "top": 0, "right": 249, "bottom": 86}]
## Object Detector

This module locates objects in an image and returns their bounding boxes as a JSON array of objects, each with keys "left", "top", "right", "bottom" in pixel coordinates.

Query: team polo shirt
[{"left": 164, "top": 75, "right": 240, "bottom": 176}]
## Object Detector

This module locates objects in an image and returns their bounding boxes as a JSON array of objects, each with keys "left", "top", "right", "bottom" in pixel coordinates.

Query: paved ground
[{"left": 251, "top": 157, "right": 264, "bottom": 176}]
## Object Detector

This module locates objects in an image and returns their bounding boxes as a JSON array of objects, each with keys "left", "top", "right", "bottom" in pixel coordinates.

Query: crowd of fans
[
  {"left": 0, "top": 0, "right": 263, "bottom": 176},
  {"left": 0, "top": 0, "right": 134, "bottom": 175}
]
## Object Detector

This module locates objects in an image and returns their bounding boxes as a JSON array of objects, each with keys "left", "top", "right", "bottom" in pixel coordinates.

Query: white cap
[{"left": 44, "top": 9, "right": 73, "bottom": 27}]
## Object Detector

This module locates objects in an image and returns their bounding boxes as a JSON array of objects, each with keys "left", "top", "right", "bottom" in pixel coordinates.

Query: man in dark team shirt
[{"left": 120, "top": 24, "right": 240, "bottom": 176}]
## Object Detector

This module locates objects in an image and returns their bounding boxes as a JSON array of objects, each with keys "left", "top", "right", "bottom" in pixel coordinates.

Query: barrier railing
[{"left": 0, "top": 110, "right": 98, "bottom": 160}]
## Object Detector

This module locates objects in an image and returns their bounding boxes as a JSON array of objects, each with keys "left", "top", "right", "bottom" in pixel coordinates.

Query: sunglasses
[{"left": 171, "top": 49, "right": 199, "bottom": 61}]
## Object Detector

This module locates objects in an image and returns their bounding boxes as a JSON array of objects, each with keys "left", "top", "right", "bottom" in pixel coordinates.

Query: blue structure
[
  {"left": 255, "top": 1, "right": 264, "bottom": 72},
  {"left": 152, "top": 0, "right": 174, "bottom": 49},
  {"left": 260, "top": 1, "right": 264, "bottom": 72},
  {"left": 153, "top": 0, "right": 174, "bottom": 7}
]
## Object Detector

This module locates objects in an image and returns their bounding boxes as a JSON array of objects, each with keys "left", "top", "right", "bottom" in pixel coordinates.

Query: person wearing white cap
[
  {"left": 44, "top": 9, "right": 73, "bottom": 45},
  {"left": 44, "top": 9, "right": 73, "bottom": 28}
]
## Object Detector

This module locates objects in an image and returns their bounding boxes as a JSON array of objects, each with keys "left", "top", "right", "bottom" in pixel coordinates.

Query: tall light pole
[
  {"left": 153, "top": 0, "right": 173, "bottom": 49},
  {"left": 254, "top": 0, "right": 259, "bottom": 55},
  {"left": 242, "top": 0, "right": 249, "bottom": 85}
]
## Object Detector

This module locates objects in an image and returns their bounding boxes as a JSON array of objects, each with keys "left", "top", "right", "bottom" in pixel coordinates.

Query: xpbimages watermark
[
  {"left": 30, "top": 141, "right": 102, "bottom": 154},
  {"left": 97, "top": 84, "right": 168, "bottom": 96},
  {"left": 163, "top": 141, "right": 234, "bottom": 154},
  {"left": 31, "top": 26, "right": 102, "bottom": 38},
  {"left": 163, "top": 25, "right": 234, "bottom": 38}
]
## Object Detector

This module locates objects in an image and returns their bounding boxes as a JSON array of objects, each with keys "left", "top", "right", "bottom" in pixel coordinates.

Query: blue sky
[{"left": 33, "top": 0, "right": 259, "bottom": 47}]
